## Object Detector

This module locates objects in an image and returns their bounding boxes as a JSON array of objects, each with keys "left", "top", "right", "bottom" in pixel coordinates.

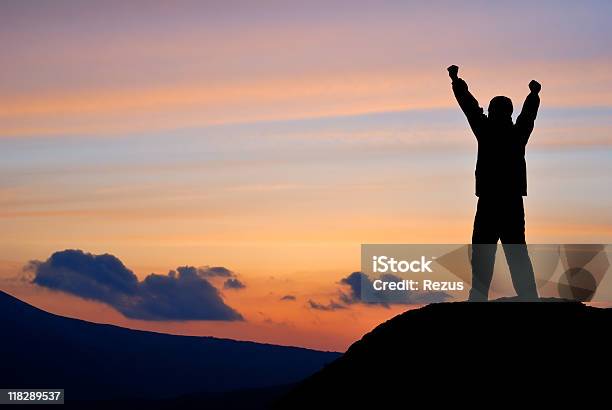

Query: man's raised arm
[
  {"left": 516, "top": 80, "right": 541, "bottom": 145},
  {"left": 448, "top": 65, "right": 486, "bottom": 136}
]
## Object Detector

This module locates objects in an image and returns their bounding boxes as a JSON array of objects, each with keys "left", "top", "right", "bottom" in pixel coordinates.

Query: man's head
[{"left": 488, "top": 96, "right": 513, "bottom": 122}]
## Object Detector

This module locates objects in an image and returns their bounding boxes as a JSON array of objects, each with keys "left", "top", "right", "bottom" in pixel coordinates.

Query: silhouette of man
[{"left": 448, "top": 65, "right": 540, "bottom": 301}]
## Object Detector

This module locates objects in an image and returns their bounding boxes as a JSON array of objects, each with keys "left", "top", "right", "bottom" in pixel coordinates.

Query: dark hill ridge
[
  {"left": 0, "top": 290, "right": 340, "bottom": 401},
  {"left": 279, "top": 298, "right": 612, "bottom": 407}
]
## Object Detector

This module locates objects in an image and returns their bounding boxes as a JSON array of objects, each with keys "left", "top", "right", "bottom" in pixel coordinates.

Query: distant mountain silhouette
[
  {"left": 0, "top": 291, "right": 339, "bottom": 404},
  {"left": 279, "top": 298, "right": 611, "bottom": 407}
]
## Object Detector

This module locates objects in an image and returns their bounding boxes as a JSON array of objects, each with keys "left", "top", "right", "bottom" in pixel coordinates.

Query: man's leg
[
  {"left": 500, "top": 197, "right": 539, "bottom": 300},
  {"left": 470, "top": 197, "right": 499, "bottom": 301}
]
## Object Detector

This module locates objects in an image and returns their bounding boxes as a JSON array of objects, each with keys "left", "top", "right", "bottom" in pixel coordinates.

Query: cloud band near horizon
[{"left": 28, "top": 249, "right": 243, "bottom": 321}]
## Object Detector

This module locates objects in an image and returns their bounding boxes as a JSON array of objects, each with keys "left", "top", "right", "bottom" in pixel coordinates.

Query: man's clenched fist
[
  {"left": 447, "top": 65, "right": 459, "bottom": 80},
  {"left": 529, "top": 80, "right": 541, "bottom": 94}
]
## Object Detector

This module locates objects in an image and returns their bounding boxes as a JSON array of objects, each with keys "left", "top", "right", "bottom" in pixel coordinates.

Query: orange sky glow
[{"left": 1, "top": 1, "right": 612, "bottom": 351}]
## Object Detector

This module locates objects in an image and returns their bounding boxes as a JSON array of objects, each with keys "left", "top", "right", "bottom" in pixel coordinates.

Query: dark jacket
[{"left": 452, "top": 78, "right": 539, "bottom": 197}]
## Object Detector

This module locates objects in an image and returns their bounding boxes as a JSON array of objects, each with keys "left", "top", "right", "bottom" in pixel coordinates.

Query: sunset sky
[{"left": 1, "top": 0, "right": 612, "bottom": 351}]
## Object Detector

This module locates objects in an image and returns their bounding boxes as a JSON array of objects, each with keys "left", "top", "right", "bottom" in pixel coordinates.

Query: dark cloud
[
  {"left": 199, "top": 266, "right": 234, "bottom": 278},
  {"left": 354, "top": 271, "right": 452, "bottom": 305},
  {"left": 341, "top": 271, "right": 451, "bottom": 305},
  {"left": 307, "top": 299, "right": 346, "bottom": 311},
  {"left": 338, "top": 271, "right": 363, "bottom": 305},
  {"left": 29, "top": 250, "right": 243, "bottom": 321},
  {"left": 280, "top": 295, "right": 296, "bottom": 301},
  {"left": 307, "top": 271, "right": 451, "bottom": 311},
  {"left": 223, "top": 278, "right": 246, "bottom": 290}
]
